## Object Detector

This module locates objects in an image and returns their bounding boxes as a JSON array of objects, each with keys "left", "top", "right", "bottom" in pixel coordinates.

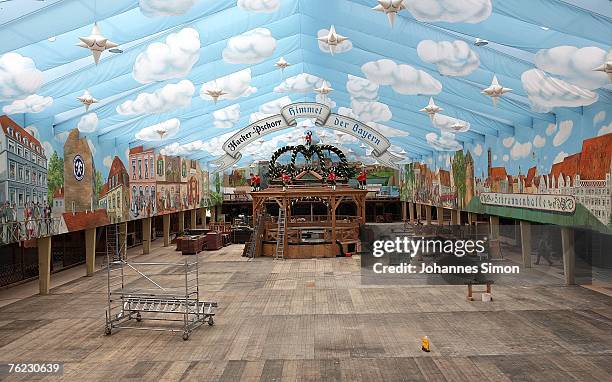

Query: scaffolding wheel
[
  {"left": 182, "top": 332, "right": 189, "bottom": 341},
  {"left": 104, "top": 326, "right": 112, "bottom": 336},
  {"left": 208, "top": 316, "right": 214, "bottom": 326},
  {"left": 136, "top": 313, "right": 142, "bottom": 322}
]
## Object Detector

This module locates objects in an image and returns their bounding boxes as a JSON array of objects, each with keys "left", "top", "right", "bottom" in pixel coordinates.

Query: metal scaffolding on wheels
[{"left": 104, "top": 225, "right": 217, "bottom": 341}]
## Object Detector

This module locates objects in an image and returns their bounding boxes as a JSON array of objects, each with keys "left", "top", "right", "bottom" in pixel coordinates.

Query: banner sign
[
  {"left": 480, "top": 192, "right": 576, "bottom": 213},
  {"left": 212, "top": 102, "right": 402, "bottom": 171}
]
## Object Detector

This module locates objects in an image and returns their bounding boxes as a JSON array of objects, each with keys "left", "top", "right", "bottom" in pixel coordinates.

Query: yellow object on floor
[{"left": 421, "top": 336, "right": 430, "bottom": 352}]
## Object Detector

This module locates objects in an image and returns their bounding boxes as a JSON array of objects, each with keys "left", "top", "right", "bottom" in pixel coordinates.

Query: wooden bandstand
[{"left": 251, "top": 185, "right": 367, "bottom": 258}]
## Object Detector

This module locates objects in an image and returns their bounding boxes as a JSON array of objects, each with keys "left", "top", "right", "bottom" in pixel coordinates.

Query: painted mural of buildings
[
  {"left": 0, "top": 116, "right": 48, "bottom": 218},
  {"left": 98, "top": 156, "right": 130, "bottom": 223},
  {"left": 474, "top": 133, "right": 612, "bottom": 225},
  {"left": 128, "top": 146, "right": 156, "bottom": 219},
  {"left": 155, "top": 154, "right": 182, "bottom": 213}
]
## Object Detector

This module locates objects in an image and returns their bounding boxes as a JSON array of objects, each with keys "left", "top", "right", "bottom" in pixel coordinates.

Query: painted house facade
[
  {"left": 0, "top": 116, "right": 48, "bottom": 219},
  {"left": 128, "top": 146, "right": 157, "bottom": 219}
]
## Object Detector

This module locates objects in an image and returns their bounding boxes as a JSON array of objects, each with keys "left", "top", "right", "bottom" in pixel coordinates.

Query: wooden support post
[
  {"left": 416, "top": 203, "right": 422, "bottom": 221},
  {"left": 37, "top": 236, "right": 51, "bottom": 295},
  {"left": 520, "top": 220, "right": 531, "bottom": 268},
  {"left": 331, "top": 196, "right": 338, "bottom": 256},
  {"left": 142, "top": 217, "right": 151, "bottom": 255},
  {"left": 561, "top": 227, "right": 575, "bottom": 285},
  {"left": 401, "top": 201, "right": 407, "bottom": 223},
  {"left": 436, "top": 207, "right": 444, "bottom": 226},
  {"left": 178, "top": 211, "right": 185, "bottom": 233},
  {"left": 451, "top": 210, "right": 460, "bottom": 225},
  {"left": 425, "top": 206, "right": 432, "bottom": 225},
  {"left": 408, "top": 202, "right": 415, "bottom": 224},
  {"left": 85, "top": 227, "right": 96, "bottom": 276},
  {"left": 190, "top": 209, "right": 196, "bottom": 229},
  {"left": 163, "top": 214, "right": 170, "bottom": 247},
  {"left": 490, "top": 216, "right": 500, "bottom": 240}
]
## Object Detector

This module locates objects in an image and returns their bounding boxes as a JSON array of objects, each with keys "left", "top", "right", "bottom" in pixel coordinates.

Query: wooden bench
[{"left": 465, "top": 280, "right": 493, "bottom": 301}]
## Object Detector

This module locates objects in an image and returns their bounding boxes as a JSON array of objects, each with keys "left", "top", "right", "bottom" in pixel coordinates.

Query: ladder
[
  {"left": 244, "top": 212, "right": 264, "bottom": 258},
  {"left": 106, "top": 224, "right": 125, "bottom": 262},
  {"left": 275, "top": 208, "right": 286, "bottom": 260}
]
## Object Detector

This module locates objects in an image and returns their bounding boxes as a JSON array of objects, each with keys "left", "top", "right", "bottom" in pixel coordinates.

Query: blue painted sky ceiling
[{"left": 0, "top": 0, "right": 610, "bottom": 173}]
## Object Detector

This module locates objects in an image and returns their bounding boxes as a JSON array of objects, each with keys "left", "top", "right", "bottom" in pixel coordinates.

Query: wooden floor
[{"left": 0, "top": 243, "right": 611, "bottom": 381}]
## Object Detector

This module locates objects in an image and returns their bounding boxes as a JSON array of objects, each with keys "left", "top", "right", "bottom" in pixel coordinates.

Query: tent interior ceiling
[{"left": 0, "top": 0, "right": 610, "bottom": 164}]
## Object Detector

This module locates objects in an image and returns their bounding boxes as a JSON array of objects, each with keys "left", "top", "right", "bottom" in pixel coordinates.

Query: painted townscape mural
[{"left": 400, "top": 101, "right": 612, "bottom": 232}]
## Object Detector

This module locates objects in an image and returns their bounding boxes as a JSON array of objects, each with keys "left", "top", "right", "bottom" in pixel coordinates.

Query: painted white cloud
[
  {"left": 161, "top": 139, "right": 208, "bottom": 156},
  {"left": 2, "top": 94, "right": 52, "bottom": 114},
  {"left": 222, "top": 28, "right": 276, "bottom": 64},
  {"left": 502, "top": 136, "right": 515, "bottom": 148},
  {"left": 493, "top": 154, "right": 498, "bottom": 161},
  {"left": 135, "top": 118, "right": 180, "bottom": 141},
  {"left": 76, "top": 113, "right": 98, "bottom": 133},
  {"left": 407, "top": 0, "right": 492, "bottom": 23},
  {"left": 274, "top": 73, "right": 324, "bottom": 93},
  {"left": 502, "top": 154, "right": 509, "bottom": 162},
  {"left": 432, "top": 114, "right": 470, "bottom": 133},
  {"left": 346, "top": 75, "right": 379, "bottom": 101},
  {"left": 545, "top": 123, "right": 557, "bottom": 136},
  {"left": 553, "top": 120, "right": 573, "bottom": 146},
  {"left": 535, "top": 46, "right": 610, "bottom": 90},
  {"left": 117, "top": 80, "right": 195, "bottom": 116},
  {"left": 593, "top": 111, "right": 606, "bottom": 125},
  {"left": 250, "top": 96, "right": 292, "bottom": 122},
  {"left": 510, "top": 140, "right": 532, "bottom": 160},
  {"left": 521, "top": 69, "right": 598, "bottom": 112},
  {"left": 133, "top": 28, "right": 200, "bottom": 84},
  {"left": 317, "top": 28, "right": 352, "bottom": 54},
  {"left": 472, "top": 143, "right": 483, "bottom": 156},
  {"left": 533, "top": 134, "right": 546, "bottom": 148},
  {"left": 139, "top": 0, "right": 197, "bottom": 17},
  {"left": 426, "top": 131, "right": 462, "bottom": 151},
  {"left": 351, "top": 100, "right": 392, "bottom": 123},
  {"left": 417, "top": 40, "right": 480, "bottom": 76},
  {"left": 0, "top": 53, "right": 44, "bottom": 101},
  {"left": 597, "top": 122, "right": 612, "bottom": 136},
  {"left": 213, "top": 104, "right": 241, "bottom": 129},
  {"left": 103, "top": 155, "right": 114, "bottom": 169},
  {"left": 362, "top": 59, "right": 442, "bottom": 95},
  {"left": 200, "top": 69, "right": 257, "bottom": 101},
  {"left": 553, "top": 151, "right": 568, "bottom": 164},
  {"left": 237, "top": 0, "right": 280, "bottom": 13}
]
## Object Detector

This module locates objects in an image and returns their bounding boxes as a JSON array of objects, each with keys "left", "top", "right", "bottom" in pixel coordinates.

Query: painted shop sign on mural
[
  {"left": 213, "top": 102, "right": 401, "bottom": 171},
  {"left": 480, "top": 192, "right": 576, "bottom": 214}
]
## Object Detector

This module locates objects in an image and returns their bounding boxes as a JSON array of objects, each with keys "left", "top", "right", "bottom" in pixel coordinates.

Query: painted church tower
[{"left": 63, "top": 128, "right": 96, "bottom": 212}]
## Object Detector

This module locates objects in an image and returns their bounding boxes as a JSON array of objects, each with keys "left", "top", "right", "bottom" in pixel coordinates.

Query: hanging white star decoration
[
  {"left": 275, "top": 57, "right": 290, "bottom": 71},
  {"left": 419, "top": 97, "right": 442, "bottom": 120},
  {"left": 482, "top": 75, "right": 512, "bottom": 106},
  {"left": 372, "top": 0, "right": 406, "bottom": 27},
  {"left": 77, "top": 23, "right": 118, "bottom": 65},
  {"left": 314, "top": 82, "right": 333, "bottom": 95},
  {"left": 77, "top": 90, "right": 98, "bottom": 111},
  {"left": 317, "top": 25, "right": 348, "bottom": 56},
  {"left": 202, "top": 82, "right": 227, "bottom": 104},
  {"left": 593, "top": 61, "right": 612, "bottom": 82}
]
